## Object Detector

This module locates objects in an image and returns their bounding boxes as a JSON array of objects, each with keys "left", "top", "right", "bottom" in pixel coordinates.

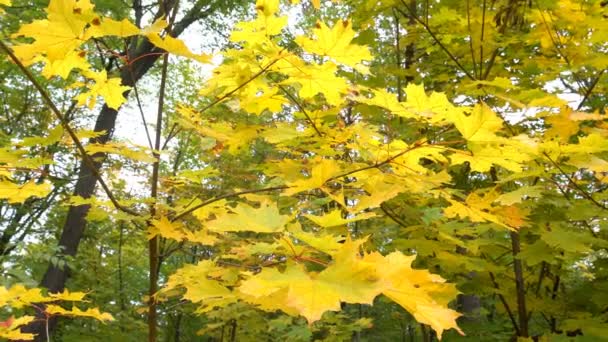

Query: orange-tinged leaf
[{"left": 0, "top": 316, "right": 35, "bottom": 341}]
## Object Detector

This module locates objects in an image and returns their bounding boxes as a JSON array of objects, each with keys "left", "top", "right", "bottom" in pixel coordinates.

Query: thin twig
[
  {"left": 543, "top": 152, "right": 606, "bottom": 210},
  {"left": 172, "top": 186, "right": 289, "bottom": 221},
  {"left": 276, "top": 83, "right": 323, "bottom": 136},
  {"left": 511, "top": 231, "right": 529, "bottom": 337},
  {"left": 576, "top": 69, "right": 605, "bottom": 110},
  {"left": 397, "top": 1, "right": 475, "bottom": 80},
  {"left": 466, "top": 0, "right": 478, "bottom": 79},
  {"left": 380, "top": 203, "right": 408, "bottom": 228},
  {"left": 161, "top": 58, "right": 281, "bottom": 149},
  {"left": 479, "top": 0, "right": 487, "bottom": 79},
  {"left": 489, "top": 271, "right": 521, "bottom": 335}
]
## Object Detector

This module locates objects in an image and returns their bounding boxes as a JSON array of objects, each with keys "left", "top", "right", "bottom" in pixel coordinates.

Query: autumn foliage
[{"left": 1, "top": 0, "right": 608, "bottom": 340}]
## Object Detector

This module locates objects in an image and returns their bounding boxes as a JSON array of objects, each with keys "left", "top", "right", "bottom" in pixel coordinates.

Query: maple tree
[{"left": 0, "top": 0, "right": 607, "bottom": 341}]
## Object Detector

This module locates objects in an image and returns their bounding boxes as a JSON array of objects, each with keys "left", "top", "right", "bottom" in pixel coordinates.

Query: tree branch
[
  {"left": 0, "top": 40, "right": 138, "bottom": 216},
  {"left": 396, "top": 1, "right": 475, "bottom": 80}
]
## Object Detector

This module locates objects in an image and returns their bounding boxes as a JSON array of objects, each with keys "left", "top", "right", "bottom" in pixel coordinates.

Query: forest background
[{"left": 1, "top": 0, "right": 608, "bottom": 341}]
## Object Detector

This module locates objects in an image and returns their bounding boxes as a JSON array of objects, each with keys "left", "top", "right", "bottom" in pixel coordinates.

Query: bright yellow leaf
[
  {"left": 448, "top": 103, "right": 503, "bottom": 142},
  {"left": 76, "top": 70, "right": 130, "bottom": 109},
  {"left": 0, "top": 316, "right": 35, "bottom": 341},
  {"left": 84, "top": 17, "right": 140, "bottom": 39},
  {"left": 163, "top": 261, "right": 235, "bottom": 311},
  {"left": 545, "top": 108, "right": 579, "bottom": 141},
  {"left": 304, "top": 209, "right": 376, "bottom": 228},
  {"left": 207, "top": 201, "right": 290, "bottom": 233},
  {"left": 284, "top": 158, "right": 343, "bottom": 195},
  {"left": 295, "top": 20, "right": 371, "bottom": 70},
  {"left": 149, "top": 216, "right": 184, "bottom": 241},
  {"left": 11, "top": 0, "right": 95, "bottom": 63},
  {"left": 45, "top": 305, "right": 114, "bottom": 321},
  {"left": 147, "top": 33, "right": 211, "bottom": 63},
  {"left": 364, "top": 251, "right": 463, "bottom": 339},
  {"left": 41, "top": 50, "right": 91, "bottom": 79},
  {"left": 0, "top": 180, "right": 51, "bottom": 204}
]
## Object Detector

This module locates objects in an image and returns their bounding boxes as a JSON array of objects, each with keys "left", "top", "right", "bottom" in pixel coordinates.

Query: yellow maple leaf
[
  {"left": 356, "top": 88, "right": 420, "bottom": 120},
  {"left": 84, "top": 17, "right": 140, "bottom": 39},
  {"left": 147, "top": 33, "right": 211, "bottom": 63},
  {"left": 449, "top": 139, "right": 534, "bottom": 172},
  {"left": 40, "top": 50, "right": 91, "bottom": 79},
  {"left": 240, "top": 239, "right": 380, "bottom": 323},
  {"left": 284, "top": 158, "right": 343, "bottom": 195},
  {"left": 149, "top": 216, "right": 185, "bottom": 241},
  {"left": 287, "top": 223, "right": 344, "bottom": 254},
  {"left": 163, "top": 261, "right": 234, "bottom": 310},
  {"left": 140, "top": 18, "right": 168, "bottom": 35},
  {"left": 85, "top": 142, "right": 156, "bottom": 163},
  {"left": 45, "top": 305, "right": 114, "bottom": 321},
  {"left": 448, "top": 103, "right": 503, "bottom": 142},
  {"left": 230, "top": 14, "right": 287, "bottom": 46},
  {"left": 545, "top": 107, "right": 580, "bottom": 142},
  {"left": 48, "top": 289, "right": 88, "bottom": 302},
  {"left": 304, "top": 209, "right": 376, "bottom": 228},
  {"left": 443, "top": 192, "right": 519, "bottom": 230},
  {"left": 364, "top": 251, "right": 463, "bottom": 339},
  {"left": 239, "top": 264, "right": 344, "bottom": 323},
  {"left": 12, "top": 0, "right": 95, "bottom": 63},
  {"left": 282, "top": 60, "right": 349, "bottom": 106},
  {"left": 402, "top": 84, "right": 457, "bottom": 122},
  {"left": 0, "top": 180, "right": 51, "bottom": 204},
  {"left": 207, "top": 201, "right": 290, "bottom": 233},
  {"left": 0, "top": 316, "right": 35, "bottom": 341},
  {"left": 295, "top": 20, "right": 371, "bottom": 70},
  {"left": 76, "top": 70, "right": 130, "bottom": 109}
]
